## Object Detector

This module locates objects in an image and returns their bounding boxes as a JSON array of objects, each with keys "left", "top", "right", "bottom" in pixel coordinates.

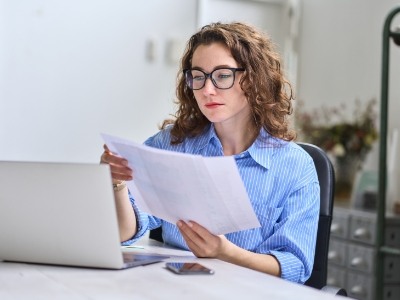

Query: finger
[
  {"left": 110, "top": 173, "right": 133, "bottom": 182},
  {"left": 107, "top": 154, "right": 130, "bottom": 168},
  {"left": 110, "top": 166, "right": 133, "bottom": 181},
  {"left": 186, "top": 221, "right": 212, "bottom": 239},
  {"left": 177, "top": 221, "right": 206, "bottom": 255},
  {"left": 103, "top": 144, "right": 119, "bottom": 159},
  {"left": 179, "top": 229, "right": 203, "bottom": 256},
  {"left": 107, "top": 156, "right": 133, "bottom": 179},
  {"left": 101, "top": 144, "right": 112, "bottom": 163},
  {"left": 100, "top": 145, "right": 133, "bottom": 181},
  {"left": 100, "top": 148, "right": 130, "bottom": 168}
]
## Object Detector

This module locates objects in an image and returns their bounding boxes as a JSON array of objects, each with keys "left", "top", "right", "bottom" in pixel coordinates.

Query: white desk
[{"left": 0, "top": 238, "right": 341, "bottom": 300}]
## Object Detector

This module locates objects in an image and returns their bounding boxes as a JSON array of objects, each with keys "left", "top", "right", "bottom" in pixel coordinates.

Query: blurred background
[{"left": 1, "top": 0, "right": 399, "bottom": 169}]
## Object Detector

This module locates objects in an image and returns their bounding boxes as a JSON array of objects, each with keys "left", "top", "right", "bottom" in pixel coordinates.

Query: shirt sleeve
[
  {"left": 258, "top": 158, "right": 320, "bottom": 283},
  {"left": 120, "top": 131, "right": 170, "bottom": 246},
  {"left": 121, "top": 190, "right": 162, "bottom": 246}
]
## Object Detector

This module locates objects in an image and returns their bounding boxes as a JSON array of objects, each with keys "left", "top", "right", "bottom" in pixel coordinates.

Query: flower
[
  {"left": 295, "top": 98, "right": 379, "bottom": 200},
  {"left": 332, "top": 143, "right": 346, "bottom": 157},
  {"left": 295, "top": 98, "right": 379, "bottom": 164}
]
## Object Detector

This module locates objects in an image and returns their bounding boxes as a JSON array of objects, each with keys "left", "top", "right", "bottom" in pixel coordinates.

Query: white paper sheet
[{"left": 102, "top": 133, "right": 261, "bottom": 235}]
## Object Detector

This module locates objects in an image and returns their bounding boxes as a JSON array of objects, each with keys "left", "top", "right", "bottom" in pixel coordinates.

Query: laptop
[{"left": 0, "top": 161, "right": 169, "bottom": 269}]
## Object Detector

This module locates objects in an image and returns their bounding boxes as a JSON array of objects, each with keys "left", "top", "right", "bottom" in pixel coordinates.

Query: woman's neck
[{"left": 214, "top": 121, "right": 257, "bottom": 156}]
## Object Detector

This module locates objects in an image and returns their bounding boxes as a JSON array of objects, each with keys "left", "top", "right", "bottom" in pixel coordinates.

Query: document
[{"left": 102, "top": 133, "right": 261, "bottom": 235}]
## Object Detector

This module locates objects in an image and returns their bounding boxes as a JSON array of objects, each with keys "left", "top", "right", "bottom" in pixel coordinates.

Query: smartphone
[{"left": 165, "top": 262, "right": 215, "bottom": 275}]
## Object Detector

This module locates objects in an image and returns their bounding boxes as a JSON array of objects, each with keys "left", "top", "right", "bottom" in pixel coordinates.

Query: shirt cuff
[{"left": 269, "top": 250, "right": 307, "bottom": 283}]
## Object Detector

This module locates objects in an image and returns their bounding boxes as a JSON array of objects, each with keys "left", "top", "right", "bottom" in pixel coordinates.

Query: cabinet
[{"left": 327, "top": 207, "right": 400, "bottom": 300}]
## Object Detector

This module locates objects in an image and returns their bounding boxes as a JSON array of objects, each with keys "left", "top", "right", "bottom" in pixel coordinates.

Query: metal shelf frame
[{"left": 376, "top": 6, "right": 400, "bottom": 300}]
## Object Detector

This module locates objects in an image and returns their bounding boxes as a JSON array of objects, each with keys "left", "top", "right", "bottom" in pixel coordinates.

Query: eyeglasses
[{"left": 184, "top": 67, "right": 244, "bottom": 90}]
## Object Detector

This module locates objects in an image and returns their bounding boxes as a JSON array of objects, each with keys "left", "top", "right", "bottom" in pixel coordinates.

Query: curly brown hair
[{"left": 161, "top": 22, "right": 296, "bottom": 144}]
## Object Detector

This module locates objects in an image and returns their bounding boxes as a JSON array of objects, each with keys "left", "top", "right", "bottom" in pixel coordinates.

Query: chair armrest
[{"left": 321, "top": 285, "right": 348, "bottom": 296}]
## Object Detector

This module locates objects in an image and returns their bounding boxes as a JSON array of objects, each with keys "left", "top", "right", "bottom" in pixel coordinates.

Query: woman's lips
[{"left": 205, "top": 103, "right": 223, "bottom": 108}]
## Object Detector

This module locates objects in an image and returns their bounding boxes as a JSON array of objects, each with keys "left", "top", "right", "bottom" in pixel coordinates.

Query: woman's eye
[
  {"left": 216, "top": 73, "right": 232, "bottom": 80},
  {"left": 193, "top": 75, "right": 205, "bottom": 81}
]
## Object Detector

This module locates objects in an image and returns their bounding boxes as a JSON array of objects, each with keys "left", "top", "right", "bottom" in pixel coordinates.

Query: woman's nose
[{"left": 202, "top": 77, "right": 217, "bottom": 95}]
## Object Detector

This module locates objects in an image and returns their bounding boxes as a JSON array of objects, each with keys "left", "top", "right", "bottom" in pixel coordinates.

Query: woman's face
[{"left": 190, "top": 43, "right": 250, "bottom": 127}]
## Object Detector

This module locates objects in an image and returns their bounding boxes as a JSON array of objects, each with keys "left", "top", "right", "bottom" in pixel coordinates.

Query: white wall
[
  {"left": 0, "top": 0, "right": 197, "bottom": 163},
  {"left": 0, "top": 0, "right": 293, "bottom": 163},
  {"left": 297, "top": 0, "right": 400, "bottom": 174},
  {"left": 2, "top": 0, "right": 400, "bottom": 169}
]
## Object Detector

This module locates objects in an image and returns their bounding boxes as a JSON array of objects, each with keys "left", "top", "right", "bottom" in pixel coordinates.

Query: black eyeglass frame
[{"left": 183, "top": 67, "right": 245, "bottom": 90}]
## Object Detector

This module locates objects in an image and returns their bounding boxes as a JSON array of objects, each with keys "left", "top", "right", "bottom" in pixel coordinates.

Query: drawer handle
[
  {"left": 327, "top": 277, "right": 337, "bottom": 286},
  {"left": 350, "top": 285, "right": 366, "bottom": 296},
  {"left": 331, "top": 223, "right": 342, "bottom": 234},
  {"left": 350, "top": 257, "right": 366, "bottom": 268},
  {"left": 353, "top": 228, "right": 370, "bottom": 239},
  {"left": 328, "top": 251, "right": 339, "bottom": 262}
]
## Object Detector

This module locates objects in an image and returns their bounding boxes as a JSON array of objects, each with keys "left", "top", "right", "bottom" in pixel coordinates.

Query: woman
[{"left": 100, "top": 22, "right": 320, "bottom": 284}]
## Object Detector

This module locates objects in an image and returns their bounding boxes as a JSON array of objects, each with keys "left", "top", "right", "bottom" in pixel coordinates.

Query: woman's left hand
[
  {"left": 177, "top": 220, "right": 229, "bottom": 258},
  {"left": 177, "top": 220, "right": 281, "bottom": 277}
]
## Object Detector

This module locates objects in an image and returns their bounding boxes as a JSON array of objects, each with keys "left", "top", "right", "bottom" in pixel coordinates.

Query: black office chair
[
  {"left": 298, "top": 142, "right": 346, "bottom": 296},
  {"left": 150, "top": 142, "right": 346, "bottom": 296},
  {"left": 149, "top": 226, "right": 163, "bottom": 243}
]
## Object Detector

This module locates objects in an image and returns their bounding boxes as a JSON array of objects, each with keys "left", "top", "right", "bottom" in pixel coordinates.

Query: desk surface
[{"left": 0, "top": 238, "right": 340, "bottom": 300}]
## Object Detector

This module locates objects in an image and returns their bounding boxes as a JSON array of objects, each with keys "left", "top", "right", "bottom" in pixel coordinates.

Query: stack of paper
[{"left": 102, "top": 134, "right": 260, "bottom": 235}]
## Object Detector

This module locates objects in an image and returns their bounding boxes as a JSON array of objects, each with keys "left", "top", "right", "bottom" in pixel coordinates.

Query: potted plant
[{"left": 295, "top": 98, "right": 379, "bottom": 200}]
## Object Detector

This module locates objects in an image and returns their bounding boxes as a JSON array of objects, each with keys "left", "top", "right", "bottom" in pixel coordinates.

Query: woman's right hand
[
  {"left": 101, "top": 144, "right": 137, "bottom": 241},
  {"left": 100, "top": 144, "right": 133, "bottom": 182}
]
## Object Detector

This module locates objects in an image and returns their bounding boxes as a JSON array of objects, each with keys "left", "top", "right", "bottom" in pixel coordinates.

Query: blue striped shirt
[{"left": 124, "top": 124, "right": 320, "bottom": 283}]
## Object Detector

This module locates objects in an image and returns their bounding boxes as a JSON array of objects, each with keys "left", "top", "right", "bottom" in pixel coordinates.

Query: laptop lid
[{"left": 0, "top": 161, "right": 167, "bottom": 269}]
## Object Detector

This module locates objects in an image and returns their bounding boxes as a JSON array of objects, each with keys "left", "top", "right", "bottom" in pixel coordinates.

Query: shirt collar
[
  {"left": 247, "top": 130, "right": 274, "bottom": 170},
  {"left": 196, "top": 125, "right": 286, "bottom": 170},
  {"left": 194, "top": 124, "right": 223, "bottom": 153},
  {"left": 248, "top": 129, "right": 289, "bottom": 170}
]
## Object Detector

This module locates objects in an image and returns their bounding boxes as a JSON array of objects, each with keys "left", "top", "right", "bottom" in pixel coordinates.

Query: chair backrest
[
  {"left": 298, "top": 142, "right": 335, "bottom": 289},
  {"left": 149, "top": 225, "right": 163, "bottom": 243},
  {"left": 150, "top": 142, "right": 335, "bottom": 289}
]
